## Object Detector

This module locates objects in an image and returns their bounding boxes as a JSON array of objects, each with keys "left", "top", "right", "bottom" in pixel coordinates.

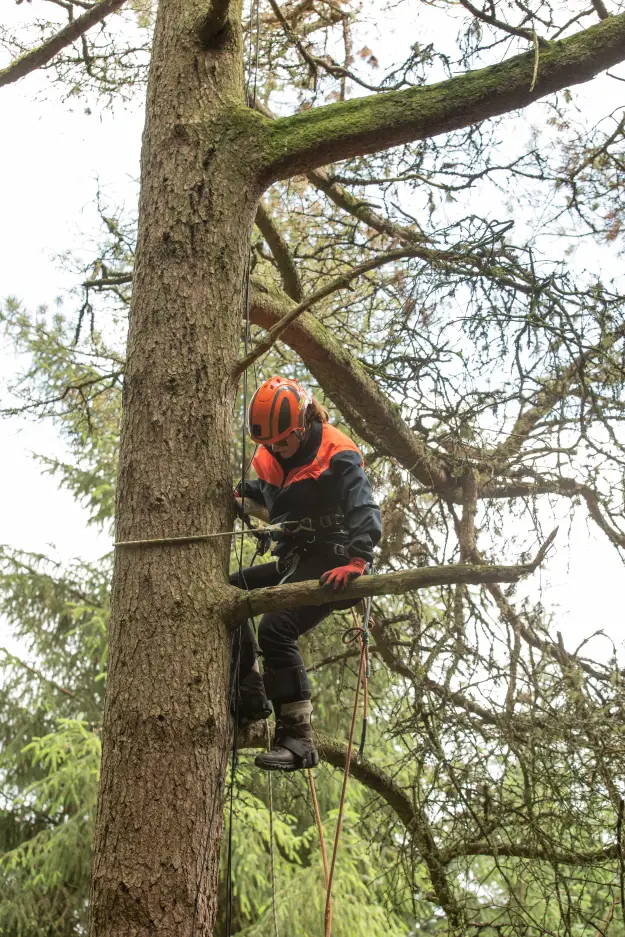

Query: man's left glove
[{"left": 319, "top": 557, "right": 368, "bottom": 593}]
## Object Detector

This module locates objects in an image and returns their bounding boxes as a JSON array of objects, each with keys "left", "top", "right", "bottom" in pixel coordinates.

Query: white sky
[{"left": 1, "top": 13, "right": 624, "bottom": 665}]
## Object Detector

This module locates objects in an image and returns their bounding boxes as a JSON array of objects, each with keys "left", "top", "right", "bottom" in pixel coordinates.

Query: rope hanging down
[{"left": 307, "top": 601, "right": 371, "bottom": 937}]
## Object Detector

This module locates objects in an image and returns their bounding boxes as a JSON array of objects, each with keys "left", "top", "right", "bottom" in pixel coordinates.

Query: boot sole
[{"left": 255, "top": 753, "right": 319, "bottom": 772}]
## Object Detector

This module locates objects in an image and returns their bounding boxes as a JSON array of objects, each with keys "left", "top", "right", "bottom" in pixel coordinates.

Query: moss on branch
[
  {"left": 229, "top": 531, "right": 556, "bottom": 622},
  {"left": 259, "top": 12, "right": 625, "bottom": 181}
]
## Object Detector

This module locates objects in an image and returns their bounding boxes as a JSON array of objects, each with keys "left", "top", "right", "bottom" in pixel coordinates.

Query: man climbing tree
[
  {"left": 4, "top": 0, "right": 625, "bottom": 935},
  {"left": 231, "top": 374, "right": 381, "bottom": 771},
  {"left": 83, "top": 1, "right": 625, "bottom": 933}
]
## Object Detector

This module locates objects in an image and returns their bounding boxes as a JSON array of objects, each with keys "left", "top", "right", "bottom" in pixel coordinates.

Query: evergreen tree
[{"left": 4, "top": 0, "right": 625, "bottom": 934}]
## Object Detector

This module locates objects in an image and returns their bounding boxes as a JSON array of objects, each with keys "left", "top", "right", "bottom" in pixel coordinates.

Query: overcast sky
[{"left": 1, "top": 14, "right": 624, "bottom": 665}]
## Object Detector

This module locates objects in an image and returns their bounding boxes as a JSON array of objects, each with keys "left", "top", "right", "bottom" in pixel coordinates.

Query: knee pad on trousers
[{"left": 263, "top": 665, "right": 311, "bottom": 703}]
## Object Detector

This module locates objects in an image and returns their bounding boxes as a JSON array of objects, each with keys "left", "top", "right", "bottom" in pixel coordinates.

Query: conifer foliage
[{"left": 3, "top": 0, "right": 625, "bottom": 934}]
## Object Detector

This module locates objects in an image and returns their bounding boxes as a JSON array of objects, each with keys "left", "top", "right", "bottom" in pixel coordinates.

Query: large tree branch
[
  {"left": 229, "top": 532, "right": 555, "bottom": 622},
  {"left": 591, "top": 0, "right": 611, "bottom": 21},
  {"left": 0, "top": 0, "right": 127, "bottom": 89},
  {"left": 259, "top": 13, "right": 625, "bottom": 181},
  {"left": 199, "top": 0, "right": 233, "bottom": 44},
  {"left": 253, "top": 99, "right": 536, "bottom": 296}
]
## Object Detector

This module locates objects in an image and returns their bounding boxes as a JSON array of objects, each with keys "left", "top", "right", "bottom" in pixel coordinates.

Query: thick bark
[
  {"left": 0, "top": 0, "right": 127, "bottom": 89},
  {"left": 86, "top": 0, "right": 619, "bottom": 931},
  {"left": 89, "top": 2, "right": 262, "bottom": 935}
]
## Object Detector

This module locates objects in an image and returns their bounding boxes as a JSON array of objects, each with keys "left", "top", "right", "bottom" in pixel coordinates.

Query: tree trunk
[{"left": 89, "top": 2, "right": 260, "bottom": 934}]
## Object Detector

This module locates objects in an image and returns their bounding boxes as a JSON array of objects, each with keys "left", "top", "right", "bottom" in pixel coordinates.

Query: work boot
[
  {"left": 234, "top": 670, "right": 272, "bottom": 728},
  {"left": 255, "top": 700, "right": 319, "bottom": 772}
]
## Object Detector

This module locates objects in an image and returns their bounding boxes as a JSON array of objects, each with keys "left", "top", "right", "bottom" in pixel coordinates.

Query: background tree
[{"left": 3, "top": 0, "right": 625, "bottom": 935}]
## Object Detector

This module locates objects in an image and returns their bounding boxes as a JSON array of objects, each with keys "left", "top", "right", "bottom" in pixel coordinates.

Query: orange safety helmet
[{"left": 247, "top": 376, "right": 311, "bottom": 445}]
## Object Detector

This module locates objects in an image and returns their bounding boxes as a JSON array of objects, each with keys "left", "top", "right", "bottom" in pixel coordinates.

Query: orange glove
[{"left": 319, "top": 557, "right": 368, "bottom": 593}]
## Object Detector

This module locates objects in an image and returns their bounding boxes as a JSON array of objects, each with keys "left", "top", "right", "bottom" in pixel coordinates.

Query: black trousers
[{"left": 229, "top": 552, "right": 357, "bottom": 698}]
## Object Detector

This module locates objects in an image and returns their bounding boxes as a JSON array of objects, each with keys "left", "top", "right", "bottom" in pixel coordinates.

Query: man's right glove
[
  {"left": 252, "top": 528, "right": 272, "bottom": 555},
  {"left": 233, "top": 489, "right": 249, "bottom": 522},
  {"left": 234, "top": 489, "right": 271, "bottom": 555},
  {"left": 319, "top": 557, "right": 368, "bottom": 593}
]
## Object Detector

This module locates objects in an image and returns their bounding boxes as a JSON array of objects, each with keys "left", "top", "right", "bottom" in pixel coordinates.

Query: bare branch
[
  {"left": 0, "top": 0, "right": 127, "bottom": 89},
  {"left": 489, "top": 320, "right": 625, "bottom": 466},
  {"left": 235, "top": 248, "right": 419, "bottom": 377},
  {"left": 458, "top": 0, "right": 545, "bottom": 45},
  {"left": 255, "top": 202, "right": 304, "bottom": 302},
  {"left": 230, "top": 534, "right": 555, "bottom": 622},
  {"left": 441, "top": 840, "right": 619, "bottom": 865}
]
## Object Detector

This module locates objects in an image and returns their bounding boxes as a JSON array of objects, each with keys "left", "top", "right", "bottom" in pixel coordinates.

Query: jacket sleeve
[
  {"left": 329, "top": 450, "right": 382, "bottom": 564},
  {"left": 239, "top": 478, "right": 266, "bottom": 506}
]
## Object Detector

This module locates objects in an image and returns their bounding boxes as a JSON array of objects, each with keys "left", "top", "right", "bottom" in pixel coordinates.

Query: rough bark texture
[
  {"left": 89, "top": 2, "right": 263, "bottom": 934},
  {"left": 86, "top": 1, "right": 624, "bottom": 932}
]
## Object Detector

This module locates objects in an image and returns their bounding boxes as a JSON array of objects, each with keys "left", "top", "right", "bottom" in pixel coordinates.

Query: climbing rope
[
  {"left": 113, "top": 519, "right": 315, "bottom": 549},
  {"left": 308, "top": 769, "right": 330, "bottom": 888},
  {"left": 266, "top": 722, "right": 280, "bottom": 937},
  {"left": 323, "top": 606, "right": 368, "bottom": 937},
  {"left": 305, "top": 601, "right": 371, "bottom": 937}
]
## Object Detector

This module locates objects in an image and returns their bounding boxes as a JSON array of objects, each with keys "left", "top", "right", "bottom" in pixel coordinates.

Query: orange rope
[
  {"left": 321, "top": 607, "right": 368, "bottom": 937},
  {"left": 308, "top": 769, "right": 329, "bottom": 887}
]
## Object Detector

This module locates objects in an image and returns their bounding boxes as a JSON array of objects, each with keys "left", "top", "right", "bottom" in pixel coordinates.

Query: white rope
[{"left": 114, "top": 525, "right": 285, "bottom": 548}]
